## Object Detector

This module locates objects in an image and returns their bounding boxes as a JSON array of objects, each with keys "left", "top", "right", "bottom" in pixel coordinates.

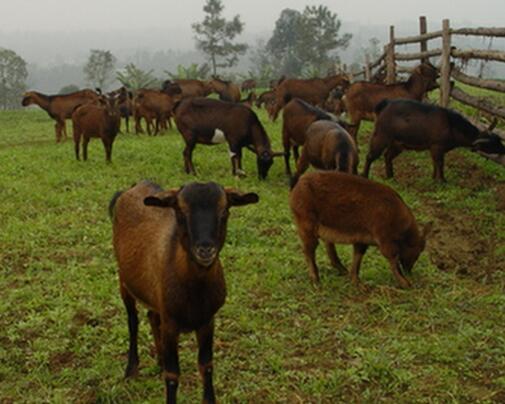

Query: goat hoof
[{"left": 235, "top": 169, "right": 247, "bottom": 177}]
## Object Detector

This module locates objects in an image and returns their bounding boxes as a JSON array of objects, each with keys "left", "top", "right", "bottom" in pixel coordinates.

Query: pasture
[{"left": 1, "top": 103, "right": 505, "bottom": 403}]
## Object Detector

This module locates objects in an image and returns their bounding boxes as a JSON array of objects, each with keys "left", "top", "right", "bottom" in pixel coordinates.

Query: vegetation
[
  {"left": 116, "top": 63, "right": 159, "bottom": 90},
  {"left": 165, "top": 63, "right": 211, "bottom": 80},
  {"left": 192, "top": 0, "right": 248, "bottom": 76},
  {"left": 1, "top": 89, "right": 504, "bottom": 401},
  {"left": 83, "top": 49, "right": 117, "bottom": 91},
  {"left": 265, "top": 6, "right": 351, "bottom": 77},
  {"left": 0, "top": 47, "right": 28, "bottom": 110}
]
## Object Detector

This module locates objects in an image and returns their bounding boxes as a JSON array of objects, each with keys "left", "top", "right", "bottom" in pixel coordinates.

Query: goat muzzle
[{"left": 193, "top": 245, "right": 218, "bottom": 267}]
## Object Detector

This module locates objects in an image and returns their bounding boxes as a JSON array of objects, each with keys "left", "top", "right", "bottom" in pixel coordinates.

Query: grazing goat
[
  {"left": 208, "top": 77, "right": 241, "bottom": 102},
  {"left": 343, "top": 62, "right": 439, "bottom": 138},
  {"left": 241, "top": 79, "right": 256, "bottom": 92},
  {"left": 290, "top": 171, "right": 430, "bottom": 288},
  {"left": 72, "top": 94, "right": 120, "bottom": 162},
  {"left": 21, "top": 89, "right": 99, "bottom": 142},
  {"left": 255, "top": 90, "right": 275, "bottom": 109},
  {"left": 110, "top": 180, "right": 259, "bottom": 403},
  {"left": 290, "top": 120, "right": 358, "bottom": 187},
  {"left": 162, "top": 79, "right": 212, "bottom": 98},
  {"left": 271, "top": 74, "right": 350, "bottom": 121},
  {"left": 174, "top": 97, "right": 284, "bottom": 179},
  {"left": 362, "top": 99, "right": 504, "bottom": 182}
]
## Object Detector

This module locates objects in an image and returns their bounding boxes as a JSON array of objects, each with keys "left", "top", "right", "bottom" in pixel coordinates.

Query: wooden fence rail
[{"left": 362, "top": 16, "right": 505, "bottom": 145}]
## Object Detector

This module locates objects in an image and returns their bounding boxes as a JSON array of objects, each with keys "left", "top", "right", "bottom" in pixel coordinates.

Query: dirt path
[{"left": 373, "top": 150, "right": 504, "bottom": 281}]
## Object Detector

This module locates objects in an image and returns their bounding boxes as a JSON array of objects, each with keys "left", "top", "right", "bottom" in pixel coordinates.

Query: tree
[
  {"left": 58, "top": 84, "right": 80, "bottom": 94},
  {"left": 192, "top": 0, "right": 248, "bottom": 75},
  {"left": 267, "top": 6, "right": 351, "bottom": 76},
  {"left": 84, "top": 49, "right": 116, "bottom": 90},
  {"left": 116, "top": 63, "right": 159, "bottom": 90},
  {"left": 0, "top": 48, "right": 28, "bottom": 110}
]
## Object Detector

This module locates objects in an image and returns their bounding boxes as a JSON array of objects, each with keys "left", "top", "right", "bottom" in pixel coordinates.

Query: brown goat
[
  {"left": 108, "top": 87, "right": 133, "bottom": 133},
  {"left": 110, "top": 180, "right": 259, "bottom": 403},
  {"left": 174, "top": 97, "right": 284, "bottom": 179},
  {"left": 290, "top": 171, "right": 430, "bottom": 288},
  {"left": 343, "top": 62, "right": 439, "bottom": 138},
  {"left": 72, "top": 94, "right": 120, "bottom": 162},
  {"left": 282, "top": 98, "right": 343, "bottom": 176},
  {"left": 241, "top": 79, "right": 256, "bottom": 92},
  {"left": 163, "top": 79, "right": 212, "bottom": 98},
  {"left": 208, "top": 77, "right": 241, "bottom": 102},
  {"left": 133, "top": 85, "right": 182, "bottom": 135},
  {"left": 21, "top": 89, "right": 99, "bottom": 142},
  {"left": 362, "top": 99, "right": 504, "bottom": 181},
  {"left": 271, "top": 74, "right": 350, "bottom": 121},
  {"left": 291, "top": 121, "right": 358, "bottom": 187}
]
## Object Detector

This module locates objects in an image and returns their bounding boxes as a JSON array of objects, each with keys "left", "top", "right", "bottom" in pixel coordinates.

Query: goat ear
[
  {"left": 144, "top": 190, "right": 178, "bottom": 208},
  {"left": 421, "top": 222, "right": 433, "bottom": 240},
  {"left": 225, "top": 189, "right": 259, "bottom": 207}
]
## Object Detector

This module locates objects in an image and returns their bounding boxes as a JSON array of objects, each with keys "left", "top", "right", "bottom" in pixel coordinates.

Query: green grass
[{"left": 1, "top": 105, "right": 504, "bottom": 403}]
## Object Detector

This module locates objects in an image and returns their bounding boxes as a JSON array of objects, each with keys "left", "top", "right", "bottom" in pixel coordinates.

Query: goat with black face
[
  {"left": 173, "top": 97, "right": 284, "bottom": 179},
  {"left": 110, "top": 180, "right": 259, "bottom": 403}
]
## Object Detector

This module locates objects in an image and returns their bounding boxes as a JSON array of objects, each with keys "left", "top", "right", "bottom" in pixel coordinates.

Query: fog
[{"left": 1, "top": 0, "right": 504, "bottom": 91}]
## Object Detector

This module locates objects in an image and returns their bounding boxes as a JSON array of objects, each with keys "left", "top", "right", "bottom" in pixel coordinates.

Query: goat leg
[
  {"left": 161, "top": 318, "right": 180, "bottom": 404},
  {"left": 197, "top": 321, "right": 216, "bottom": 404},
  {"left": 350, "top": 243, "right": 368, "bottom": 289},
  {"left": 324, "top": 242, "right": 347, "bottom": 275},
  {"left": 121, "top": 288, "right": 139, "bottom": 378}
]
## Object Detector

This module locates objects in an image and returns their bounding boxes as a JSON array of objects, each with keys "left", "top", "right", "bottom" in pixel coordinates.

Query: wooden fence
[{"left": 354, "top": 16, "right": 505, "bottom": 147}]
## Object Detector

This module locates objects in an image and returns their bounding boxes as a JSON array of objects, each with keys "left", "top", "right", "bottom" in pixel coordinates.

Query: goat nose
[{"left": 196, "top": 245, "right": 217, "bottom": 258}]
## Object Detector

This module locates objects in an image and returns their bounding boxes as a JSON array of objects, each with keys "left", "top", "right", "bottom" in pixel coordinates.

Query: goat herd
[{"left": 20, "top": 63, "right": 505, "bottom": 403}]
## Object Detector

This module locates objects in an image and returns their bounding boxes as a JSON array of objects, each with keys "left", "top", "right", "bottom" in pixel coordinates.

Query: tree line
[{"left": 1, "top": 0, "right": 351, "bottom": 109}]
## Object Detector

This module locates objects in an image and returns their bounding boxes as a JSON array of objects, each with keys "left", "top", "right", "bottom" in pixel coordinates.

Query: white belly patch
[{"left": 211, "top": 129, "right": 226, "bottom": 144}]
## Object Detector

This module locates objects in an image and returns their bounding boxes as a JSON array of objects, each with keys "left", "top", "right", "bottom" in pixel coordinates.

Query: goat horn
[{"left": 272, "top": 151, "right": 286, "bottom": 157}]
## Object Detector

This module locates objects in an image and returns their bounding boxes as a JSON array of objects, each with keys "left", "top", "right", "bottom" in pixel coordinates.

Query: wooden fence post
[
  {"left": 386, "top": 25, "right": 396, "bottom": 84},
  {"left": 364, "top": 54, "right": 371, "bottom": 81},
  {"left": 440, "top": 19, "right": 452, "bottom": 107},
  {"left": 420, "top": 16, "right": 428, "bottom": 63}
]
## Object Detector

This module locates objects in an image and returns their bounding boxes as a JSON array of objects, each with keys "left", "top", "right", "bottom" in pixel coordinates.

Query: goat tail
[
  {"left": 375, "top": 99, "right": 390, "bottom": 115},
  {"left": 336, "top": 144, "right": 350, "bottom": 173},
  {"left": 108, "top": 191, "right": 123, "bottom": 220}
]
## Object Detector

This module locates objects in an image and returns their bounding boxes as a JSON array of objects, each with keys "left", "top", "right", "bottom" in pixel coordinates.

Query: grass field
[{"left": 1, "top": 100, "right": 505, "bottom": 403}]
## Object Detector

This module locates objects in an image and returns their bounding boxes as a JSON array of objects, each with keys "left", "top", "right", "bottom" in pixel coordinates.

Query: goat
[
  {"left": 241, "top": 79, "right": 256, "bottom": 92},
  {"left": 343, "top": 62, "right": 439, "bottom": 139},
  {"left": 239, "top": 91, "right": 257, "bottom": 108},
  {"left": 290, "top": 120, "right": 358, "bottom": 188},
  {"left": 111, "top": 180, "right": 258, "bottom": 403},
  {"left": 255, "top": 90, "right": 275, "bottom": 109},
  {"left": 282, "top": 98, "right": 354, "bottom": 177},
  {"left": 71, "top": 94, "right": 120, "bottom": 162},
  {"left": 208, "top": 77, "right": 241, "bottom": 102},
  {"left": 270, "top": 74, "right": 350, "bottom": 121},
  {"left": 362, "top": 99, "right": 504, "bottom": 182},
  {"left": 290, "top": 171, "right": 430, "bottom": 288},
  {"left": 133, "top": 84, "right": 182, "bottom": 135},
  {"left": 162, "top": 79, "right": 212, "bottom": 98},
  {"left": 21, "top": 89, "right": 99, "bottom": 142},
  {"left": 174, "top": 97, "right": 284, "bottom": 179},
  {"left": 108, "top": 87, "right": 133, "bottom": 133}
]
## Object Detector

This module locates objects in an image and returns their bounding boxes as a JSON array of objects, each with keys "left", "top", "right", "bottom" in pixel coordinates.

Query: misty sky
[{"left": 1, "top": 0, "right": 504, "bottom": 36}]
